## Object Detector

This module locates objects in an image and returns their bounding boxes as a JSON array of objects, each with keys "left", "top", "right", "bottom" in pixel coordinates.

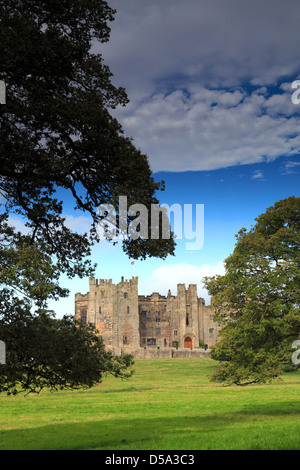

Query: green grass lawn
[{"left": 0, "top": 358, "right": 299, "bottom": 450}]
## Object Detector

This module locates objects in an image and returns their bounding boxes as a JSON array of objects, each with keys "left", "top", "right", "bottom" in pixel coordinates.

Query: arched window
[{"left": 80, "top": 308, "right": 87, "bottom": 324}]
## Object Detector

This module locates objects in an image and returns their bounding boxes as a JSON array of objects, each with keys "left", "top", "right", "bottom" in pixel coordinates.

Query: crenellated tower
[{"left": 75, "top": 276, "right": 220, "bottom": 355}]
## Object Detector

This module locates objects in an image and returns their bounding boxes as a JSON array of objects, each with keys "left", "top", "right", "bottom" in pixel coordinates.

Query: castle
[{"left": 75, "top": 276, "right": 221, "bottom": 358}]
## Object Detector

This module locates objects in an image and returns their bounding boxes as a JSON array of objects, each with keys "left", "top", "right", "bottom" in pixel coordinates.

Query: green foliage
[
  {"left": 0, "top": 214, "right": 69, "bottom": 306},
  {"left": 0, "top": 1, "right": 174, "bottom": 394},
  {"left": 0, "top": 0, "right": 175, "bottom": 267},
  {"left": 204, "top": 197, "right": 300, "bottom": 385},
  {"left": 0, "top": 290, "right": 134, "bottom": 395}
]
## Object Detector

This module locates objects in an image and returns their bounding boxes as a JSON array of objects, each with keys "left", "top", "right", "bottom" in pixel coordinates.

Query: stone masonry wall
[
  {"left": 139, "top": 293, "right": 171, "bottom": 348},
  {"left": 75, "top": 277, "right": 221, "bottom": 356},
  {"left": 115, "top": 277, "right": 139, "bottom": 351}
]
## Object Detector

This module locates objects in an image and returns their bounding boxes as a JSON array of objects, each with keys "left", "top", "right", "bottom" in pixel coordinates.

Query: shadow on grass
[{"left": 1, "top": 400, "right": 299, "bottom": 450}]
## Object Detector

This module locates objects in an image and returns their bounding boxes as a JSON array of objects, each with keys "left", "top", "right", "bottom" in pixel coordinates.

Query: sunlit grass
[{"left": 0, "top": 358, "right": 299, "bottom": 449}]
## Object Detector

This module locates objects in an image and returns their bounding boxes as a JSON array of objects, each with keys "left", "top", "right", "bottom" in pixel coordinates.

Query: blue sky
[
  {"left": 9, "top": 0, "right": 300, "bottom": 316},
  {"left": 45, "top": 156, "right": 299, "bottom": 317}
]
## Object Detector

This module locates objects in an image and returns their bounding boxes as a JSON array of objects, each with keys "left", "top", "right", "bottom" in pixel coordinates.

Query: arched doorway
[{"left": 184, "top": 336, "right": 193, "bottom": 350}]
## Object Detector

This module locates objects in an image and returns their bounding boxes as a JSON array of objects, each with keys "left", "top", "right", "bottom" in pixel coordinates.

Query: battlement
[
  {"left": 75, "top": 276, "right": 220, "bottom": 353},
  {"left": 89, "top": 276, "right": 138, "bottom": 288},
  {"left": 117, "top": 276, "right": 138, "bottom": 287},
  {"left": 75, "top": 292, "right": 89, "bottom": 300},
  {"left": 138, "top": 293, "right": 168, "bottom": 301},
  {"left": 89, "top": 277, "right": 113, "bottom": 286},
  {"left": 85, "top": 278, "right": 206, "bottom": 304}
]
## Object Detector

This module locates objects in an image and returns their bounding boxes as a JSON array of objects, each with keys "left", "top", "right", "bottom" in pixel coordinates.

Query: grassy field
[{"left": 0, "top": 358, "right": 299, "bottom": 450}]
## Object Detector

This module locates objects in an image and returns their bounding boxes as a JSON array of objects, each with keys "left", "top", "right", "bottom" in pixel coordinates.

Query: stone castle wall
[
  {"left": 75, "top": 276, "right": 220, "bottom": 357},
  {"left": 112, "top": 347, "right": 211, "bottom": 359}
]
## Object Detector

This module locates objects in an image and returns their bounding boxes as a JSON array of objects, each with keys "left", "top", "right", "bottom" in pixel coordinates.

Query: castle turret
[
  {"left": 115, "top": 276, "right": 139, "bottom": 350},
  {"left": 75, "top": 276, "right": 220, "bottom": 356}
]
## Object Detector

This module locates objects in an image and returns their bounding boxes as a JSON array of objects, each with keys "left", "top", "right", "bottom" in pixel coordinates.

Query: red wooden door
[{"left": 184, "top": 336, "right": 193, "bottom": 350}]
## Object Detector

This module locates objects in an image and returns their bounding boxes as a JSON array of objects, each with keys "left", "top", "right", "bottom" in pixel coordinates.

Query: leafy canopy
[
  {"left": 0, "top": 0, "right": 175, "bottom": 393},
  {"left": 204, "top": 196, "right": 300, "bottom": 385},
  {"left": 0, "top": 291, "right": 134, "bottom": 395},
  {"left": 0, "top": 0, "right": 175, "bottom": 294}
]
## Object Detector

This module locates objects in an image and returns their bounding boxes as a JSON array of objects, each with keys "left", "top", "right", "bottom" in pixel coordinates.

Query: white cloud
[
  {"left": 103, "top": 0, "right": 300, "bottom": 95},
  {"left": 99, "top": 0, "right": 300, "bottom": 173},
  {"left": 7, "top": 216, "right": 30, "bottom": 235},
  {"left": 114, "top": 86, "right": 300, "bottom": 172},
  {"left": 139, "top": 262, "right": 225, "bottom": 305},
  {"left": 6, "top": 214, "right": 93, "bottom": 236},
  {"left": 281, "top": 160, "right": 300, "bottom": 175},
  {"left": 251, "top": 170, "right": 265, "bottom": 180},
  {"left": 263, "top": 86, "right": 299, "bottom": 117},
  {"left": 63, "top": 214, "right": 92, "bottom": 234}
]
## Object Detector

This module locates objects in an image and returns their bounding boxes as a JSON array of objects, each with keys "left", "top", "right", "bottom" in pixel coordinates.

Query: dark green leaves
[
  {"left": 0, "top": 296, "right": 134, "bottom": 395},
  {"left": 204, "top": 197, "right": 300, "bottom": 385}
]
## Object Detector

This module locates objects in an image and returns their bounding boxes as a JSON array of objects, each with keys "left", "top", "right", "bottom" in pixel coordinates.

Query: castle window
[
  {"left": 164, "top": 338, "right": 167, "bottom": 346},
  {"left": 155, "top": 328, "right": 161, "bottom": 334},
  {"left": 155, "top": 311, "right": 160, "bottom": 322},
  {"left": 123, "top": 336, "right": 129, "bottom": 345},
  {"left": 124, "top": 292, "right": 128, "bottom": 299},
  {"left": 186, "top": 312, "right": 190, "bottom": 326},
  {"left": 99, "top": 306, "right": 101, "bottom": 314},
  {"left": 174, "top": 330, "right": 177, "bottom": 336},
  {"left": 145, "top": 311, "right": 151, "bottom": 322},
  {"left": 80, "top": 309, "right": 87, "bottom": 324},
  {"left": 142, "top": 338, "right": 146, "bottom": 344},
  {"left": 147, "top": 338, "right": 156, "bottom": 345},
  {"left": 209, "top": 328, "right": 214, "bottom": 335},
  {"left": 127, "top": 306, "right": 130, "bottom": 314},
  {"left": 141, "top": 328, "right": 147, "bottom": 334}
]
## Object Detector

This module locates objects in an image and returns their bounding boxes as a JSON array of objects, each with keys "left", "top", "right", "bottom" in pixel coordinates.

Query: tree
[
  {"left": 0, "top": 290, "right": 134, "bottom": 395},
  {"left": 0, "top": 0, "right": 175, "bottom": 392},
  {"left": 0, "top": 0, "right": 175, "bottom": 281},
  {"left": 0, "top": 214, "right": 70, "bottom": 306},
  {"left": 204, "top": 197, "right": 300, "bottom": 385}
]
